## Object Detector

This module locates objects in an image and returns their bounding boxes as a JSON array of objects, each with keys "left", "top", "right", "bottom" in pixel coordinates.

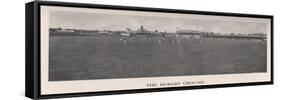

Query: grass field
[{"left": 49, "top": 34, "right": 267, "bottom": 81}]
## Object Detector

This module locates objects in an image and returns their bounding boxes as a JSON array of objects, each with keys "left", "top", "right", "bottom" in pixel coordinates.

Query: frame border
[{"left": 25, "top": 1, "right": 274, "bottom": 99}]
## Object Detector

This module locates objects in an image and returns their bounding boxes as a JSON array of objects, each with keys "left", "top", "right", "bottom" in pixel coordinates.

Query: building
[
  {"left": 135, "top": 25, "right": 151, "bottom": 36},
  {"left": 98, "top": 30, "right": 112, "bottom": 34},
  {"left": 121, "top": 32, "right": 130, "bottom": 37},
  {"left": 57, "top": 28, "right": 75, "bottom": 33},
  {"left": 176, "top": 30, "right": 201, "bottom": 38}
]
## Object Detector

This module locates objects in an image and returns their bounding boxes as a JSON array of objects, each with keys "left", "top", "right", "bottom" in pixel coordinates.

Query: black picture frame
[{"left": 26, "top": 1, "right": 274, "bottom": 99}]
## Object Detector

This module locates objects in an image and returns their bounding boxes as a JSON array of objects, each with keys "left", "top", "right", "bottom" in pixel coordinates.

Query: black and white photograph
[
  {"left": 48, "top": 7, "right": 268, "bottom": 81},
  {"left": 23, "top": 1, "right": 274, "bottom": 99}
]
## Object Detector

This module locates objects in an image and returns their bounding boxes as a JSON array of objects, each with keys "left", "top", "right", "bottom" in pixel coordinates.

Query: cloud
[{"left": 50, "top": 11, "right": 267, "bottom": 34}]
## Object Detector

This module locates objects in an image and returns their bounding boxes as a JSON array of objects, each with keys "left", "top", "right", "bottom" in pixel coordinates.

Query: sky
[{"left": 50, "top": 11, "right": 267, "bottom": 34}]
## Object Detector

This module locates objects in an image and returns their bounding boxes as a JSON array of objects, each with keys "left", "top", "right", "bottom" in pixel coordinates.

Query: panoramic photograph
[{"left": 48, "top": 10, "right": 267, "bottom": 81}]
